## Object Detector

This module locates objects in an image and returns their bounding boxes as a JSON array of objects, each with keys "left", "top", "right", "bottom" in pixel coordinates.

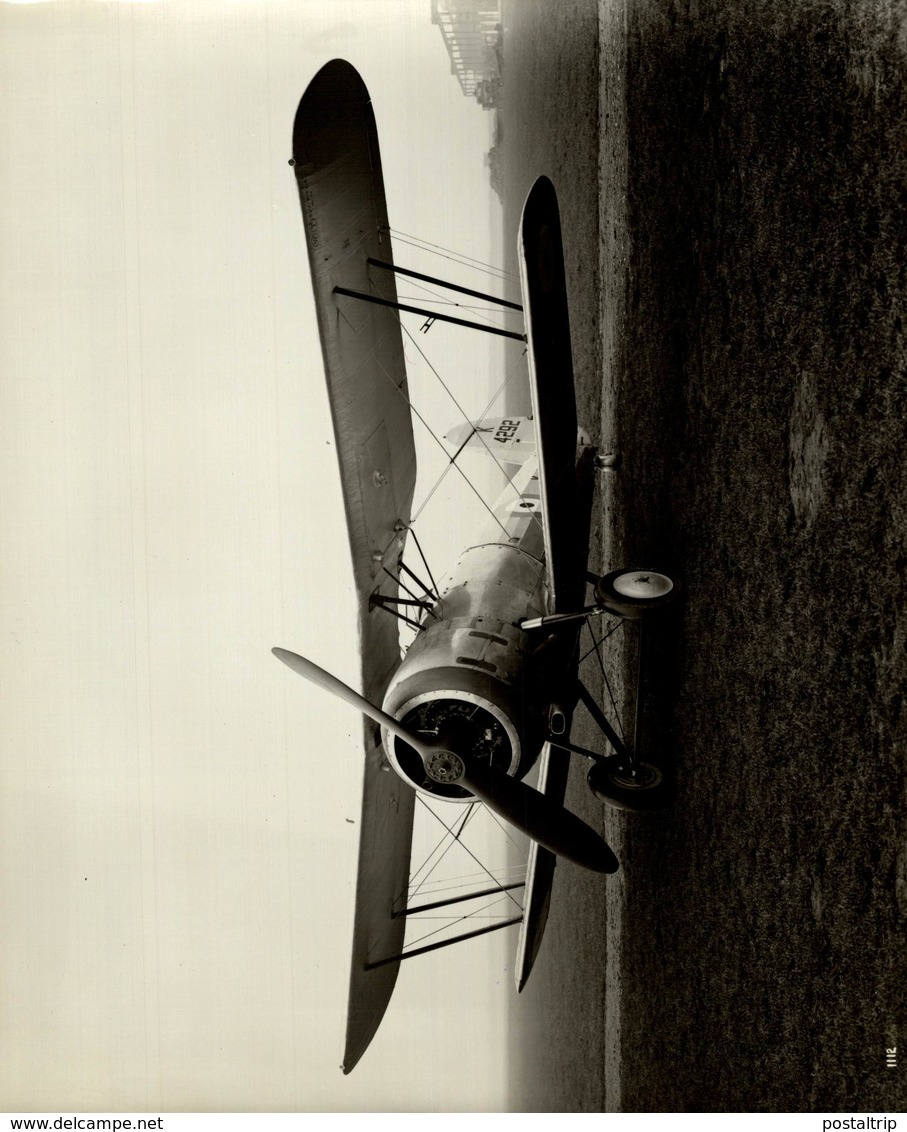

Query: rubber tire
[
  {"left": 593, "top": 567, "right": 681, "bottom": 620},
  {"left": 587, "top": 759, "right": 668, "bottom": 812}
]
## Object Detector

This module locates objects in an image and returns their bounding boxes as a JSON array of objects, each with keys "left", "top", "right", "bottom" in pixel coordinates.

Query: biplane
[{"left": 272, "top": 59, "right": 680, "bottom": 1073}]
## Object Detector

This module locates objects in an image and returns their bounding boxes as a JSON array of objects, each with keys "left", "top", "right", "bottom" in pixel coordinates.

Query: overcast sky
[{"left": 1, "top": 0, "right": 521, "bottom": 1112}]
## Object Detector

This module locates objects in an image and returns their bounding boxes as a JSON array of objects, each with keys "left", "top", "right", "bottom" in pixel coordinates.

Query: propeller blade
[
  {"left": 271, "top": 647, "right": 435, "bottom": 762},
  {"left": 272, "top": 646, "right": 618, "bottom": 873},
  {"left": 460, "top": 759, "right": 619, "bottom": 874}
]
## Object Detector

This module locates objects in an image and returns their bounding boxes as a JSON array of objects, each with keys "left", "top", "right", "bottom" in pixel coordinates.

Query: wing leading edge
[{"left": 292, "top": 59, "right": 417, "bottom": 1073}]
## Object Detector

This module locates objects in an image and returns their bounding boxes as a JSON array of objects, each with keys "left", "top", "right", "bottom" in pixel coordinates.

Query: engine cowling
[{"left": 381, "top": 540, "right": 550, "bottom": 801}]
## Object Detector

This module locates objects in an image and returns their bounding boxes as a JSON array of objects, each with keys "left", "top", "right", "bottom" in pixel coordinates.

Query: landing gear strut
[
  {"left": 520, "top": 566, "right": 680, "bottom": 632},
  {"left": 537, "top": 566, "right": 681, "bottom": 812}
]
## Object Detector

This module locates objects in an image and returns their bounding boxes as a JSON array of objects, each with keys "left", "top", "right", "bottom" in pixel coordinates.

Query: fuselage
[{"left": 380, "top": 458, "right": 575, "bottom": 801}]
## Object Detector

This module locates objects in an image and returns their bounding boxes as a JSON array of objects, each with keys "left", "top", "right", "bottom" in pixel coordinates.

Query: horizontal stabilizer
[{"left": 445, "top": 417, "right": 537, "bottom": 464}]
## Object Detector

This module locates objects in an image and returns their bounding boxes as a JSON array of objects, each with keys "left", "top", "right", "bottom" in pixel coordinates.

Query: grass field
[{"left": 501, "top": 0, "right": 906, "bottom": 1112}]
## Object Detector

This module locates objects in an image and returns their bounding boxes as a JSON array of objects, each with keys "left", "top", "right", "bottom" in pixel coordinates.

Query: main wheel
[
  {"left": 594, "top": 567, "right": 680, "bottom": 619},
  {"left": 587, "top": 759, "right": 667, "bottom": 811}
]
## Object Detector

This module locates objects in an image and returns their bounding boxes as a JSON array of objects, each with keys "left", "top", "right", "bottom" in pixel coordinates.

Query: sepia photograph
[{"left": 1, "top": 0, "right": 905, "bottom": 1116}]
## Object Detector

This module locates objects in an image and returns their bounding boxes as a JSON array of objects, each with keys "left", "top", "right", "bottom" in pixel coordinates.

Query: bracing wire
[
  {"left": 395, "top": 316, "right": 544, "bottom": 537},
  {"left": 355, "top": 235, "right": 537, "bottom": 567},
  {"left": 408, "top": 804, "right": 477, "bottom": 899},
  {"left": 384, "top": 226, "right": 518, "bottom": 283},
  {"left": 396, "top": 273, "right": 512, "bottom": 331},
  {"left": 408, "top": 794, "right": 524, "bottom": 915},
  {"left": 407, "top": 864, "right": 527, "bottom": 897},
  {"left": 583, "top": 618, "right": 625, "bottom": 744},
  {"left": 481, "top": 798, "right": 529, "bottom": 852},
  {"left": 406, "top": 335, "right": 530, "bottom": 529},
  {"left": 579, "top": 616, "right": 624, "bottom": 664},
  {"left": 371, "top": 351, "right": 512, "bottom": 541},
  {"left": 360, "top": 233, "right": 542, "bottom": 641},
  {"left": 399, "top": 295, "right": 510, "bottom": 315},
  {"left": 374, "top": 337, "right": 533, "bottom": 644},
  {"left": 397, "top": 318, "right": 529, "bottom": 489},
  {"left": 401, "top": 893, "right": 521, "bottom": 952}
]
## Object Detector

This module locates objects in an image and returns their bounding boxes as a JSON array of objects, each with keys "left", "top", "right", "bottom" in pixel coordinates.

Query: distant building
[{"left": 431, "top": 0, "right": 503, "bottom": 109}]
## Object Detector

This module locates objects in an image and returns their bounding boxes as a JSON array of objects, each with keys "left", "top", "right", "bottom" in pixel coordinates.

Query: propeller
[{"left": 272, "top": 646, "right": 618, "bottom": 874}]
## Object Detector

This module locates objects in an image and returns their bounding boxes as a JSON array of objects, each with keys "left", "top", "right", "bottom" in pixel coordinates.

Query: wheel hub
[
  {"left": 612, "top": 571, "right": 674, "bottom": 600},
  {"left": 606, "top": 762, "right": 662, "bottom": 790}
]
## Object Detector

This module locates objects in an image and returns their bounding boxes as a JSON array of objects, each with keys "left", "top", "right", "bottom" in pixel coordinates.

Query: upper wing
[
  {"left": 293, "top": 58, "right": 417, "bottom": 696},
  {"left": 292, "top": 59, "right": 417, "bottom": 1073},
  {"left": 518, "top": 176, "right": 592, "bottom": 614}
]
